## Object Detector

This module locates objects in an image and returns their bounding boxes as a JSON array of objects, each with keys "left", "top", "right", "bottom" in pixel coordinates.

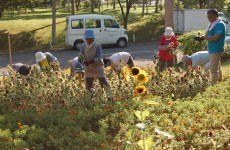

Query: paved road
[{"left": 0, "top": 42, "right": 158, "bottom": 74}]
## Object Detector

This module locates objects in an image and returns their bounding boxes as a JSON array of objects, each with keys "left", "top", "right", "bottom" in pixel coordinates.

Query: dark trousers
[
  {"left": 159, "top": 59, "right": 174, "bottom": 71},
  {"left": 127, "top": 56, "right": 134, "bottom": 68},
  {"left": 85, "top": 77, "right": 109, "bottom": 91}
]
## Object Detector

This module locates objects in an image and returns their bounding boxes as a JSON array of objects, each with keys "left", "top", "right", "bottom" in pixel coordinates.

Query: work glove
[
  {"left": 166, "top": 42, "right": 173, "bottom": 49},
  {"left": 83, "top": 60, "right": 94, "bottom": 66},
  {"left": 194, "top": 36, "right": 204, "bottom": 41}
]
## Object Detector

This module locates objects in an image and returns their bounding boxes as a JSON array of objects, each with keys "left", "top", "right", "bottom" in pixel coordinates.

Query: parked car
[{"left": 65, "top": 14, "right": 128, "bottom": 50}]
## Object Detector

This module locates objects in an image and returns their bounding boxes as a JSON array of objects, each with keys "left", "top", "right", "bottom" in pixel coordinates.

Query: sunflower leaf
[
  {"left": 126, "top": 128, "right": 135, "bottom": 140},
  {"left": 134, "top": 110, "right": 150, "bottom": 121},
  {"left": 143, "top": 100, "right": 159, "bottom": 105},
  {"left": 137, "top": 136, "right": 154, "bottom": 150}
]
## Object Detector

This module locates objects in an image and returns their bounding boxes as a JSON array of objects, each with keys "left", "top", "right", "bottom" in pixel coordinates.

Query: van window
[
  {"left": 104, "top": 19, "right": 119, "bottom": 28},
  {"left": 71, "top": 19, "right": 83, "bottom": 29},
  {"left": 85, "top": 19, "right": 101, "bottom": 28}
]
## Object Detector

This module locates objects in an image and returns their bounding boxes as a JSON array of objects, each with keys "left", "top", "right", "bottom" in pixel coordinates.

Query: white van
[{"left": 65, "top": 14, "right": 128, "bottom": 50}]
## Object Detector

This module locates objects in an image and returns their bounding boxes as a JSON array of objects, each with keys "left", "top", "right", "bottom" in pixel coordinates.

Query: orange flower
[
  {"left": 100, "top": 143, "right": 107, "bottom": 147},
  {"left": 17, "top": 122, "right": 21, "bottom": 126},
  {"left": 192, "top": 127, "right": 198, "bottom": 132},
  {"left": 172, "top": 126, "right": 180, "bottom": 132},
  {"left": 19, "top": 126, "right": 23, "bottom": 129},
  {"left": 168, "top": 102, "right": 174, "bottom": 106}
]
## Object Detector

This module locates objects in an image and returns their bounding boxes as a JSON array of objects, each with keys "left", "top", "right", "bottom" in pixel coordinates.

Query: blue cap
[{"left": 84, "top": 29, "right": 95, "bottom": 39}]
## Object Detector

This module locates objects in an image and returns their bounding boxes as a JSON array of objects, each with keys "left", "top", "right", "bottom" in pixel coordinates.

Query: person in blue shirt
[{"left": 195, "top": 9, "right": 225, "bottom": 84}]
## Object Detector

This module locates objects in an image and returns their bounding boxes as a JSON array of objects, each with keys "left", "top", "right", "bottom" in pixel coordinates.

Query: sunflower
[
  {"left": 135, "top": 70, "right": 148, "bottom": 83},
  {"left": 135, "top": 85, "right": 146, "bottom": 95},
  {"left": 131, "top": 67, "right": 140, "bottom": 76}
]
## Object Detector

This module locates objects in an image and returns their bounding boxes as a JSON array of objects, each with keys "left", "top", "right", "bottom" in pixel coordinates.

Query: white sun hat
[
  {"left": 35, "top": 52, "right": 46, "bottom": 62},
  {"left": 164, "top": 27, "right": 174, "bottom": 37}
]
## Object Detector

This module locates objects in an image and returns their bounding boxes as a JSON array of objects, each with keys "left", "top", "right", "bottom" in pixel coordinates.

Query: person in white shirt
[
  {"left": 103, "top": 52, "right": 134, "bottom": 72},
  {"left": 182, "top": 51, "right": 210, "bottom": 70},
  {"left": 182, "top": 51, "right": 222, "bottom": 81}
]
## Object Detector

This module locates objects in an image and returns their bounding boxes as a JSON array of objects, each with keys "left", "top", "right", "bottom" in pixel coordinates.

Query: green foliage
[
  {"left": 0, "top": 63, "right": 230, "bottom": 149},
  {"left": 177, "top": 30, "right": 207, "bottom": 55}
]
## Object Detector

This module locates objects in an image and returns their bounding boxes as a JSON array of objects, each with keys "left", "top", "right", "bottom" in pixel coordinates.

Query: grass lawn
[{"left": 0, "top": 5, "right": 164, "bottom": 53}]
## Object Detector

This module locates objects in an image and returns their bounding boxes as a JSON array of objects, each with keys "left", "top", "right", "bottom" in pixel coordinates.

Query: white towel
[{"left": 207, "top": 17, "right": 222, "bottom": 31}]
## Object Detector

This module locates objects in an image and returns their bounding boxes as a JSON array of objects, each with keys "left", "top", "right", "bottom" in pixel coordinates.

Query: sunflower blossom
[
  {"left": 135, "top": 85, "right": 146, "bottom": 95},
  {"left": 136, "top": 70, "right": 148, "bottom": 83},
  {"left": 131, "top": 67, "right": 140, "bottom": 76}
]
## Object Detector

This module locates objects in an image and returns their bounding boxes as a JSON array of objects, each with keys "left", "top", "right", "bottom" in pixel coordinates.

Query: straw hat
[
  {"left": 35, "top": 52, "right": 46, "bottom": 62},
  {"left": 164, "top": 27, "right": 174, "bottom": 37}
]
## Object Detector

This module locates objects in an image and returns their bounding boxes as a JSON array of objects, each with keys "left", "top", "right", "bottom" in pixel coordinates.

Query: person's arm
[
  {"left": 78, "top": 45, "right": 85, "bottom": 63},
  {"left": 204, "top": 23, "right": 224, "bottom": 41},
  {"left": 94, "top": 44, "right": 102, "bottom": 63},
  {"left": 159, "top": 36, "right": 173, "bottom": 50},
  {"left": 204, "top": 34, "right": 221, "bottom": 41}
]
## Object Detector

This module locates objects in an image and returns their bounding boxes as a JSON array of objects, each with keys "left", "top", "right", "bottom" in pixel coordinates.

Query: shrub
[{"left": 177, "top": 30, "right": 207, "bottom": 55}]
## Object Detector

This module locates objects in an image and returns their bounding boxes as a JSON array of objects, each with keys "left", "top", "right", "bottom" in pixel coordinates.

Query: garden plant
[{"left": 0, "top": 58, "right": 230, "bottom": 149}]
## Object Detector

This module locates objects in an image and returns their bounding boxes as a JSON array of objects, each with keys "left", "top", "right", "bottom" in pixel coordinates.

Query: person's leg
[
  {"left": 167, "top": 59, "right": 174, "bottom": 68},
  {"left": 218, "top": 63, "right": 222, "bottom": 82},
  {"left": 85, "top": 77, "right": 94, "bottom": 91},
  {"left": 98, "top": 77, "right": 110, "bottom": 89},
  {"left": 127, "top": 56, "right": 134, "bottom": 68},
  {"left": 159, "top": 59, "right": 166, "bottom": 71},
  {"left": 209, "top": 53, "right": 221, "bottom": 85}
]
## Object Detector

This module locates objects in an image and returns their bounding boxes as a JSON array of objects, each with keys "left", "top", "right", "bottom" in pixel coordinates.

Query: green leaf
[
  {"left": 143, "top": 100, "right": 159, "bottom": 105},
  {"left": 125, "top": 141, "right": 132, "bottom": 150},
  {"left": 137, "top": 136, "right": 154, "bottom": 150},
  {"left": 126, "top": 128, "right": 135, "bottom": 140},
  {"left": 134, "top": 110, "right": 150, "bottom": 121}
]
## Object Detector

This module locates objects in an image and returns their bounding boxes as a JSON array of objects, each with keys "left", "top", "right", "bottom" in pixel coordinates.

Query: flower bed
[{"left": 0, "top": 65, "right": 229, "bottom": 149}]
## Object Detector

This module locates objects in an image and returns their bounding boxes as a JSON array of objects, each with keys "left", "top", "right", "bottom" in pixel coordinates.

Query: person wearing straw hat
[
  {"left": 158, "top": 27, "right": 178, "bottom": 71},
  {"left": 78, "top": 29, "right": 110, "bottom": 91},
  {"left": 35, "top": 52, "right": 58, "bottom": 70}
]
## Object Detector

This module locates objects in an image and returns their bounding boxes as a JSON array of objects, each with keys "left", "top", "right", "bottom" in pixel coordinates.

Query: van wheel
[
  {"left": 116, "top": 38, "right": 127, "bottom": 48},
  {"left": 73, "top": 40, "right": 84, "bottom": 50}
]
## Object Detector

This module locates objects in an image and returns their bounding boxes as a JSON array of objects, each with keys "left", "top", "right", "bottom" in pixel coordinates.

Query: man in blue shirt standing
[{"left": 197, "top": 9, "right": 225, "bottom": 84}]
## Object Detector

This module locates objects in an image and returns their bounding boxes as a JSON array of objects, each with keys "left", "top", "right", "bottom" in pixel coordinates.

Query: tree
[
  {"left": 0, "top": 0, "right": 8, "bottom": 17},
  {"left": 117, "top": 0, "right": 136, "bottom": 29},
  {"left": 75, "top": 0, "right": 80, "bottom": 11},
  {"left": 52, "top": 0, "right": 57, "bottom": 44},
  {"left": 90, "top": 0, "right": 94, "bottom": 13},
  {"left": 71, "top": 0, "right": 75, "bottom": 14},
  {"left": 164, "top": 0, "right": 174, "bottom": 28},
  {"left": 155, "top": 0, "right": 160, "bottom": 13}
]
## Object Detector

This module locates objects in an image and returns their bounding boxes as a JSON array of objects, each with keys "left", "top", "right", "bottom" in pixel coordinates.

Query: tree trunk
[
  {"left": 75, "top": 0, "right": 80, "bottom": 11},
  {"left": 207, "top": 0, "right": 210, "bottom": 8},
  {"left": 52, "top": 0, "right": 57, "bottom": 45},
  {"left": 155, "top": 0, "right": 159, "bottom": 13},
  {"left": 142, "top": 0, "right": 145, "bottom": 17},
  {"left": 91, "top": 0, "right": 94, "bottom": 13},
  {"left": 164, "top": 0, "right": 174, "bottom": 28},
  {"left": 71, "top": 0, "right": 75, "bottom": 14},
  {"left": 117, "top": 0, "right": 134, "bottom": 29},
  {"left": 113, "top": 0, "right": 116, "bottom": 9}
]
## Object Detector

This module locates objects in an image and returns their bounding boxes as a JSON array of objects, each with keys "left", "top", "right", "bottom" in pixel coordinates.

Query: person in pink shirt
[{"left": 158, "top": 27, "right": 178, "bottom": 71}]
